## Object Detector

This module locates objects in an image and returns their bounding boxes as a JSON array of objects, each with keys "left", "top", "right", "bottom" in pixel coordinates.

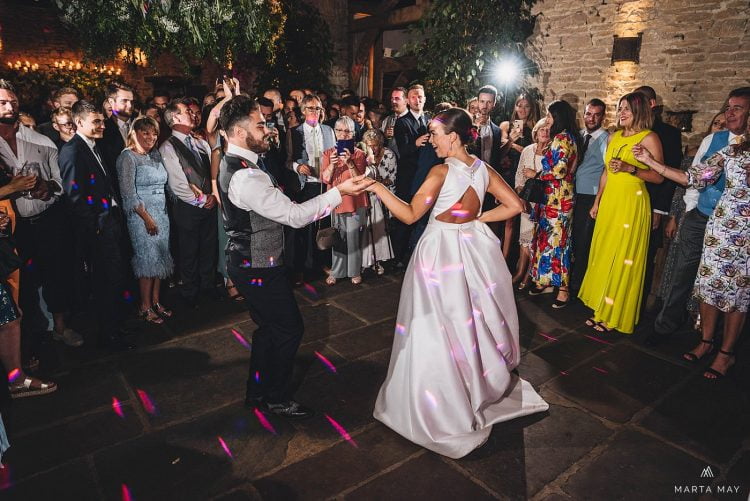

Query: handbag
[{"left": 519, "top": 174, "right": 546, "bottom": 204}]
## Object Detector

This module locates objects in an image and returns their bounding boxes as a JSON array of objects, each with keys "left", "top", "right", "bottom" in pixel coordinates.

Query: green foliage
[
  {"left": 405, "top": 0, "right": 539, "bottom": 106},
  {"left": 53, "top": 0, "right": 285, "bottom": 66},
  {"left": 252, "top": 0, "right": 334, "bottom": 93}
]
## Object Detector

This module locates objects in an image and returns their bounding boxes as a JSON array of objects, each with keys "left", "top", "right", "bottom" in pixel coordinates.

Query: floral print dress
[
  {"left": 530, "top": 131, "right": 576, "bottom": 287},
  {"left": 691, "top": 145, "right": 750, "bottom": 312}
]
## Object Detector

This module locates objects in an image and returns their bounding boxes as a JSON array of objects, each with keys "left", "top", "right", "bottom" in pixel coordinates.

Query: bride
[{"left": 368, "top": 107, "right": 549, "bottom": 459}]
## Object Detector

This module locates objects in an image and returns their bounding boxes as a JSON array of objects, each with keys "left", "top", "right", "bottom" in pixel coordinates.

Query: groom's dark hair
[{"left": 219, "top": 95, "right": 259, "bottom": 137}]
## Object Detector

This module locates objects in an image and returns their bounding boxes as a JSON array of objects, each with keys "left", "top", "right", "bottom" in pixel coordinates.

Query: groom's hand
[{"left": 338, "top": 175, "right": 374, "bottom": 196}]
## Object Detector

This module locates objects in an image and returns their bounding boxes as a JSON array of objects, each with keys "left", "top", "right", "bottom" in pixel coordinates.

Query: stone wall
[
  {"left": 305, "top": 0, "right": 350, "bottom": 91},
  {"left": 526, "top": 0, "right": 750, "bottom": 147}
]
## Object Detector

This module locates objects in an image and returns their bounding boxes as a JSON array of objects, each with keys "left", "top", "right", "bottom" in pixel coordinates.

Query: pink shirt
[{"left": 321, "top": 147, "right": 369, "bottom": 214}]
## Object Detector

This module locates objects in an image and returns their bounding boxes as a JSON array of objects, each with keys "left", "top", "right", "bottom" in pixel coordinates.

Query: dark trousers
[
  {"left": 570, "top": 194, "right": 597, "bottom": 293},
  {"left": 172, "top": 200, "right": 218, "bottom": 299},
  {"left": 293, "top": 182, "right": 326, "bottom": 273},
  {"left": 642, "top": 215, "right": 666, "bottom": 308},
  {"left": 229, "top": 261, "right": 304, "bottom": 403},
  {"left": 16, "top": 202, "right": 73, "bottom": 317},
  {"left": 654, "top": 209, "right": 708, "bottom": 334},
  {"left": 88, "top": 210, "right": 129, "bottom": 339}
]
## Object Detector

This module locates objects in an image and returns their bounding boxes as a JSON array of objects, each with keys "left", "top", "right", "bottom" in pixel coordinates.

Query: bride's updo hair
[{"left": 433, "top": 107, "right": 478, "bottom": 145}]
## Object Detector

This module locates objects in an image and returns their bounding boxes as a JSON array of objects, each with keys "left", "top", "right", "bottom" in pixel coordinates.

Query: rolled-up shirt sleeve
[
  {"left": 228, "top": 168, "right": 342, "bottom": 228},
  {"left": 159, "top": 141, "right": 198, "bottom": 204}
]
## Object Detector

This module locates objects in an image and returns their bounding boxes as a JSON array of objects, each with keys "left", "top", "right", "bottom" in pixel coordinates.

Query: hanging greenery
[
  {"left": 53, "top": 0, "right": 286, "bottom": 67},
  {"left": 404, "top": 0, "right": 539, "bottom": 105},
  {"left": 252, "top": 0, "right": 334, "bottom": 93}
]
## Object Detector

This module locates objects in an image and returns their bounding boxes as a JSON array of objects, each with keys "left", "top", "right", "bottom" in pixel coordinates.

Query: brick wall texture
[{"left": 526, "top": 0, "right": 750, "bottom": 147}]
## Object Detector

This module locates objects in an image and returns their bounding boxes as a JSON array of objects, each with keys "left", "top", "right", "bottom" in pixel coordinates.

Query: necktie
[
  {"left": 185, "top": 135, "right": 203, "bottom": 164},
  {"left": 481, "top": 125, "right": 492, "bottom": 163},
  {"left": 311, "top": 127, "right": 321, "bottom": 175},
  {"left": 257, "top": 157, "right": 278, "bottom": 187},
  {"left": 92, "top": 144, "right": 107, "bottom": 175},
  {"left": 581, "top": 133, "right": 592, "bottom": 161}
]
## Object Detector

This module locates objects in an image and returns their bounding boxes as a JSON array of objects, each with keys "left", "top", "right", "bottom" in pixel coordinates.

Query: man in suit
[
  {"left": 99, "top": 82, "right": 135, "bottom": 194},
  {"left": 288, "top": 94, "right": 336, "bottom": 282},
  {"left": 392, "top": 84, "right": 430, "bottom": 264},
  {"left": 381, "top": 87, "right": 408, "bottom": 158},
  {"left": 633, "top": 85, "right": 683, "bottom": 309},
  {"left": 59, "top": 100, "right": 135, "bottom": 350},
  {"left": 475, "top": 85, "right": 503, "bottom": 216},
  {"left": 160, "top": 98, "right": 218, "bottom": 308},
  {"left": 217, "top": 95, "right": 371, "bottom": 417}
]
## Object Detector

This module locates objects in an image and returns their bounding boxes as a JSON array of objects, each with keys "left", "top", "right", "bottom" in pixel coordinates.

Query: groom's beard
[{"left": 0, "top": 113, "right": 18, "bottom": 125}]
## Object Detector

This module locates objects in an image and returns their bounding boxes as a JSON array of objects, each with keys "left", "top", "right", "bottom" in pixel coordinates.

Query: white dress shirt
[
  {"left": 0, "top": 125, "right": 64, "bottom": 217},
  {"left": 684, "top": 130, "right": 740, "bottom": 211},
  {"left": 227, "top": 143, "right": 342, "bottom": 229},
  {"left": 159, "top": 130, "right": 212, "bottom": 205}
]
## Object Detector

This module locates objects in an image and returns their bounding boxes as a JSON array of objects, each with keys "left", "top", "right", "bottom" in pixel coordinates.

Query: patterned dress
[
  {"left": 691, "top": 145, "right": 750, "bottom": 312},
  {"left": 530, "top": 131, "right": 576, "bottom": 287}
]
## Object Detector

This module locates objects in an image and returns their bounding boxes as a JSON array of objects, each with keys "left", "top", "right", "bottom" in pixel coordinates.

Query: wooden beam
[{"left": 350, "top": 0, "right": 402, "bottom": 85}]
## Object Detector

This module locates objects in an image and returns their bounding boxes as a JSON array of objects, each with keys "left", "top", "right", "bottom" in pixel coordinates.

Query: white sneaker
[{"left": 52, "top": 328, "right": 84, "bottom": 347}]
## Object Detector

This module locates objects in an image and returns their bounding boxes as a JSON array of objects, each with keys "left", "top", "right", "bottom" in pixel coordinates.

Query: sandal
[
  {"left": 552, "top": 288, "right": 570, "bottom": 309},
  {"left": 374, "top": 263, "right": 385, "bottom": 276},
  {"left": 10, "top": 377, "right": 57, "bottom": 398},
  {"left": 682, "top": 338, "right": 714, "bottom": 363},
  {"left": 592, "top": 322, "right": 613, "bottom": 333},
  {"left": 585, "top": 317, "right": 598, "bottom": 327},
  {"left": 326, "top": 276, "right": 337, "bottom": 286},
  {"left": 226, "top": 285, "right": 244, "bottom": 302},
  {"left": 351, "top": 276, "right": 362, "bottom": 285},
  {"left": 153, "top": 302, "right": 173, "bottom": 318},
  {"left": 140, "top": 307, "right": 164, "bottom": 325},
  {"left": 528, "top": 285, "right": 554, "bottom": 296},
  {"left": 704, "top": 349, "right": 735, "bottom": 379}
]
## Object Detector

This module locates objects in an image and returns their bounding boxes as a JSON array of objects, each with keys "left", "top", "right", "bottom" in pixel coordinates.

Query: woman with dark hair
[
  {"left": 369, "top": 107, "right": 548, "bottom": 459},
  {"left": 579, "top": 92, "right": 664, "bottom": 333},
  {"left": 527, "top": 100, "right": 580, "bottom": 307},
  {"left": 499, "top": 94, "right": 541, "bottom": 256},
  {"left": 117, "top": 116, "right": 174, "bottom": 324}
]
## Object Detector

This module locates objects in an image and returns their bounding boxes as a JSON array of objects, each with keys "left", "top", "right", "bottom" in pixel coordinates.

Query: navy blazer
[
  {"left": 647, "top": 117, "right": 683, "bottom": 213},
  {"left": 394, "top": 111, "right": 431, "bottom": 198},
  {"left": 58, "top": 134, "right": 120, "bottom": 235}
]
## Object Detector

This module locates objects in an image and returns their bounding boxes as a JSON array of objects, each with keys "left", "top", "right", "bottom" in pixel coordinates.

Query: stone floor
[{"left": 1, "top": 271, "right": 748, "bottom": 500}]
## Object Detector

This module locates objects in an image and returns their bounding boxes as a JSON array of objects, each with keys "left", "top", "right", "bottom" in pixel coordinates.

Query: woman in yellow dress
[{"left": 578, "top": 93, "right": 665, "bottom": 333}]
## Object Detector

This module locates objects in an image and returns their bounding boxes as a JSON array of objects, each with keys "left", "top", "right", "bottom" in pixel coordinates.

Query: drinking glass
[
  {"left": 0, "top": 206, "right": 9, "bottom": 238},
  {"left": 18, "top": 162, "right": 41, "bottom": 199}
]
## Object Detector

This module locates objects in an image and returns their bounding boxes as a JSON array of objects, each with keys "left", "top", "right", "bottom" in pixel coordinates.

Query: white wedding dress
[{"left": 373, "top": 156, "right": 549, "bottom": 459}]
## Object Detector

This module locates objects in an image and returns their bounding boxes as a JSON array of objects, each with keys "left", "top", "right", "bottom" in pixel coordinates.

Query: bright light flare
[
  {"left": 231, "top": 328, "right": 251, "bottom": 349},
  {"left": 325, "top": 414, "right": 358, "bottom": 448},
  {"left": 112, "top": 397, "right": 125, "bottom": 418},
  {"left": 493, "top": 58, "right": 521, "bottom": 86},
  {"left": 217, "top": 436, "right": 233, "bottom": 458},
  {"left": 253, "top": 408, "right": 277, "bottom": 435},
  {"left": 314, "top": 351, "right": 337, "bottom": 374},
  {"left": 136, "top": 389, "right": 157, "bottom": 415}
]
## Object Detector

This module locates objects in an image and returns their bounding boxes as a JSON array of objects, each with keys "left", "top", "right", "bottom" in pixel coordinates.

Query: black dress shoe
[{"left": 266, "top": 400, "right": 314, "bottom": 419}]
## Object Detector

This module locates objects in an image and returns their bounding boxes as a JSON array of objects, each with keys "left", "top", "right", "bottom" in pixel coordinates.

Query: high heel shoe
[
  {"left": 552, "top": 288, "right": 570, "bottom": 309},
  {"left": 704, "top": 349, "right": 735, "bottom": 379},
  {"left": 682, "top": 338, "right": 714, "bottom": 363}
]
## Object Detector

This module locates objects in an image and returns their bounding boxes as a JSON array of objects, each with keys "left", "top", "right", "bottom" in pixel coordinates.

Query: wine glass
[{"left": 18, "top": 162, "right": 41, "bottom": 199}]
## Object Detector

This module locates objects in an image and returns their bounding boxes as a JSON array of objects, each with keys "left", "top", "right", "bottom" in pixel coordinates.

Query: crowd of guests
[{"left": 0, "top": 74, "right": 745, "bottom": 426}]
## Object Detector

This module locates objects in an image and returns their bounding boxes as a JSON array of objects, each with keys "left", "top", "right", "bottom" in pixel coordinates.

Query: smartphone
[
  {"left": 266, "top": 121, "right": 276, "bottom": 130},
  {"left": 336, "top": 139, "right": 355, "bottom": 156},
  {"left": 513, "top": 119, "right": 524, "bottom": 132}
]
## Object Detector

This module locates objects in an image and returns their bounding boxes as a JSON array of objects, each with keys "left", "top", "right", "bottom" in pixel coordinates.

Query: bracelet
[{"left": 660, "top": 165, "right": 668, "bottom": 176}]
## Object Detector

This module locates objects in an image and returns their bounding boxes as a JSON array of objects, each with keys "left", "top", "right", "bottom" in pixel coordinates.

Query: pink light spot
[
  {"left": 121, "top": 484, "right": 133, "bottom": 501},
  {"left": 302, "top": 282, "right": 318, "bottom": 298},
  {"left": 7, "top": 368, "right": 20, "bottom": 383},
  {"left": 559, "top": 370, "right": 569, "bottom": 376},
  {"left": 593, "top": 366, "right": 608, "bottom": 374},
  {"left": 538, "top": 332, "right": 558, "bottom": 342},
  {"left": 450, "top": 209, "right": 470, "bottom": 218},
  {"left": 136, "top": 389, "right": 156, "bottom": 415},
  {"left": 314, "top": 351, "right": 337, "bottom": 374},
  {"left": 584, "top": 334, "right": 613, "bottom": 345},
  {"left": 254, "top": 371, "right": 260, "bottom": 383},
  {"left": 482, "top": 369, "right": 491, "bottom": 378},
  {"left": 253, "top": 407, "right": 277, "bottom": 435},
  {"left": 425, "top": 196, "right": 434, "bottom": 205},
  {"left": 441, "top": 263, "right": 464, "bottom": 272},
  {"left": 466, "top": 317, "right": 474, "bottom": 326},
  {"left": 217, "top": 436, "right": 233, "bottom": 458},
  {"left": 324, "top": 414, "right": 358, "bottom": 448},
  {"left": 424, "top": 390, "right": 438, "bottom": 409},
  {"left": 231, "top": 328, "right": 251, "bottom": 349},
  {"left": 395, "top": 323, "right": 406, "bottom": 335},
  {"left": 112, "top": 397, "right": 124, "bottom": 418}
]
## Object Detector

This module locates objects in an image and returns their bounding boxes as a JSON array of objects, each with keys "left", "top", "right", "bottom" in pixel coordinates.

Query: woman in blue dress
[{"left": 116, "top": 116, "right": 174, "bottom": 324}]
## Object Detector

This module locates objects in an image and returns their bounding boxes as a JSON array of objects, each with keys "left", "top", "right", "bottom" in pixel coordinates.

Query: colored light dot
[
  {"left": 636, "top": 190, "right": 643, "bottom": 195},
  {"left": 604, "top": 297, "right": 614, "bottom": 305},
  {"left": 624, "top": 259, "right": 633, "bottom": 265},
  {"left": 623, "top": 224, "right": 630, "bottom": 228}
]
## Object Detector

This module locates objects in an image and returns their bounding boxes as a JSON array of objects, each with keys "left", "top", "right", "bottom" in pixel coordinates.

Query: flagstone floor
[{"left": 1, "top": 271, "right": 748, "bottom": 500}]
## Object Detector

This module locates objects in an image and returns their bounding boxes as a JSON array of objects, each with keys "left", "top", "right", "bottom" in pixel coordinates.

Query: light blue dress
[{"left": 116, "top": 149, "right": 174, "bottom": 279}]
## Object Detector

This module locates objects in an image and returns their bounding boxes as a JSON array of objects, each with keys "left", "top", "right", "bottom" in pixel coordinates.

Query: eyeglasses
[
  {"left": 334, "top": 128, "right": 352, "bottom": 134},
  {"left": 304, "top": 106, "right": 323, "bottom": 112},
  {"left": 55, "top": 122, "right": 75, "bottom": 129}
]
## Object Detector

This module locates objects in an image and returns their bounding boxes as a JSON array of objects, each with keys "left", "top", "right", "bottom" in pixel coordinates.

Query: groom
[{"left": 217, "top": 95, "right": 372, "bottom": 418}]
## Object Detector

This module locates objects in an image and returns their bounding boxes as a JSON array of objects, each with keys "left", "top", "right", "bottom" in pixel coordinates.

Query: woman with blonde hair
[
  {"left": 116, "top": 116, "right": 174, "bottom": 324},
  {"left": 579, "top": 92, "right": 664, "bottom": 333}
]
